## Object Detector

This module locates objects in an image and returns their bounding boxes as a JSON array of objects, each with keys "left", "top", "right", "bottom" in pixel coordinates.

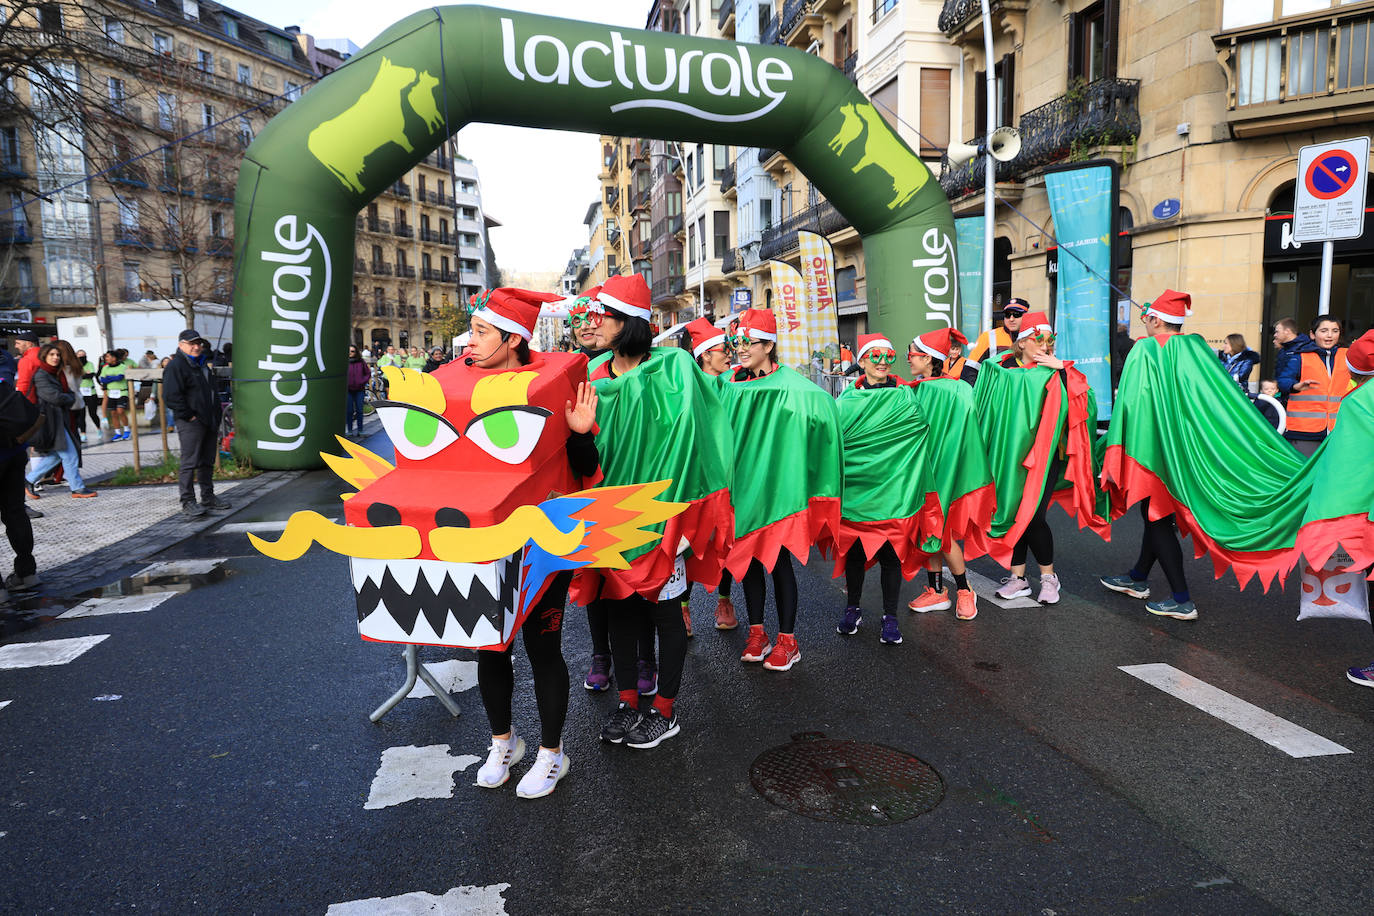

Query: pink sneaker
[
  {"left": 1037, "top": 574, "right": 1060, "bottom": 605},
  {"left": 955, "top": 588, "right": 978, "bottom": 620},
  {"left": 995, "top": 575, "right": 1032, "bottom": 600},
  {"left": 908, "top": 586, "right": 951, "bottom": 613}
]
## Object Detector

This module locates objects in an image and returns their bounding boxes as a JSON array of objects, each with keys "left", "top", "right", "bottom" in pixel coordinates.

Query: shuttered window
[{"left": 919, "top": 68, "right": 950, "bottom": 158}]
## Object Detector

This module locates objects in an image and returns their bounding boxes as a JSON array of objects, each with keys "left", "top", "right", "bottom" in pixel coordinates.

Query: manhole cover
[{"left": 750, "top": 732, "right": 945, "bottom": 824}]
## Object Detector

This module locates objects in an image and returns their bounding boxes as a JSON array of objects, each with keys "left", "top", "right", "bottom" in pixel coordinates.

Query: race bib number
[{"left": 658, "top": 555, "right": 687, "bottom": 601}]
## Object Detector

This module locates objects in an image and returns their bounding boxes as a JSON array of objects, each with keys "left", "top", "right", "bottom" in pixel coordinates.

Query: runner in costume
[
  {"left": 687, "top": 316, "right": 739, "bottom": 631},
  {"left": 579, "top": 274, "right": 734, "bottom": 748},
  {"left": 1330, "top": 331, "right": 1374, "bottom": 688},
  {"left": 462, "top": 287, "right": 597, "bottom": 798},
  {"left": 716, "top": 308, "right": 842, "bottom": 671},
  {"left": 834, "top": 334, "right": 920, "bottom": 644},
  {"left": 905, "top": 328, "right": 991, "bottom": 621},
  {"left": 976, "top": 311, "right": 1110, "bottom": 605}
]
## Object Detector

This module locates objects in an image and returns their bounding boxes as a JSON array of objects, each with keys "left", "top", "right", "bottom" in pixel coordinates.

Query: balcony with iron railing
[
  {"left": 940, "top": 77, "right": 1140, "bottom": 199},
  {"left": 355, "top": 258, "right": 370, "bottom": 275},
  {"left": 759, "top": 200, "right": 852, "bottom": 261},
  {"left": 200, "top": 179, "right": 233, "bottom": 202},
  {"left": 761, "top": 16, "right": 781, "bottom": 46},
  {"left": 0, "top": 153, "right": 26, "bottom": 181},
  {"left": 782, "top": 0, "right": 822, "bottom": 48},
  {"left": 120, "top": 286, "right": 152, "bottom": 302},
  {"left": 720, "top": 160, "right": 736, "bottom": 193},
  {"left": 937, "top": 0, "right": 1028, "bottom": 35},
  {"left": 651, "top": 275, "right": 686, "bottom": 303},
  {"left": 842, "top": 51, "right": 858, "bottom": 84},
  {"left": 109, "top": 163, "right": 148, "bottom": 188},
  {"left": 722, "top": 247, "right": 740, "bottom": 275},
  {"left": 0, "top": 285, "right": 39, "bottom": 308},
  {"left": 389, "top": 181, "right": 411, "bottom": 199},
  {"left": 114, "top": 224, "right": 155, "bottom": 247},
  {"left": 441, "top": 269, "right": 458, "bottom": 283},
  {"left": 367, "top": 217, "right": 392, "bottom": 234},
  {"left": 206, "top": 236, "right": 232, "bottom": 257},
  {"left": 396, "top": 263, "right": 417, "bottom": 279},
  {"left": 0, "top": 219, "right": 33, "bottom": 245},
  {"left": 394, "top": 223, "right": 414, "bottom": 239},
  {"left": 163, "top": 231, "right": 198, "bottom": 253},
  {"left": 607, "top": 186, "right": 620, "bottom": 211},
  {"left": 632, "top": 188, "right": 651, "bottom": 211},
  {"left": 422, "top": 267, "right": 443, "bottom": 282},
  {"left": 372, "top": 261, "right": 393, "bottom": 276},
  {"left": 718, "top": 0, "right": 735, "bottom": 36}
]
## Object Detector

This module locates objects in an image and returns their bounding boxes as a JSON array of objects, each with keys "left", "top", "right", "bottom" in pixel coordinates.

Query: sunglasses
[
  {"left": 866, "top": 348, "right": 897, "bottom": 365},
  {"left": 1004, "top": 309, "right": 1025, "bottom": 320}
]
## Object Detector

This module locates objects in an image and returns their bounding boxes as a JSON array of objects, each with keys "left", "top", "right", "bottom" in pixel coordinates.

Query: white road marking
[
  {"left": 1119, "top": 663, "right": 1353, "bottom": 758},
  {"left": 364, "top": 745, "right": 482, "bottom": 810},
  {"left": 0, "top": 635, "right": 110, "bottom": 670},
  {"left": 0, "top": 700, "right": 10, "bottom": 711},
  {"left": 93, "top": 695, "right": 122, "bottom": 702},
  {"left": 327, "top": 884, "right": 511, "bottom": 915},
  {"left": 135, "top": 559, "right": 226, "bottom": 577},
  {"left": 407, "top": 660, "right": 478, "bottom": 700},
  {"left": 964, "top": 569, "right": 1042, "bottom": 609},
  {"left": 60, "top": 593, "right": 177, "bottom": 619}
]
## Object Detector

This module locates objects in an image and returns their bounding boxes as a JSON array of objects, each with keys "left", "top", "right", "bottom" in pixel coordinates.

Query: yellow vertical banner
[
  {"left": 768, "top": 259, "right": 811, "bottom": 371},
  {"left": 798, "top": 230, "right": 840, "bottom": 364}
]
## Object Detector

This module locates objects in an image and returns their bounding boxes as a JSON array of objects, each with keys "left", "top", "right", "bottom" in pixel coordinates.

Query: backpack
[{"left": 0, "top": 379, "right": 42, "bottom": 443}]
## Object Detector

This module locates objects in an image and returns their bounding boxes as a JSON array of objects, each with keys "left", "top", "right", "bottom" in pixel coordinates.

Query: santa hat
[
  {"left": 595, "top": 274, "right": 651, "bottom": 320},
  {"left": 855, "top": 333, "right": 895, "bottom": 361},
  {"left": 469, "top": 287, "right": 563, "bottom": 340},
  {"left": 686, "top": 317, "right": 727, "bottom": 358},
  {"left": 562, "top": 285, "right": 601, "bottom": 314},
  {"left": 910, "top": 328, "right": 965, "bottom": 360},
  {"left": 737, "top": 308, "right": 777, "bottom": 341},
  {"left": 1016, "top": 311, "right": 1054, "bottom": 341},
  {"left": 1347, "top": 329, "right": 1374, "bottom": 376},
  {"left": 1142, "top": 289, "right": 1192, "bottom": 324}
]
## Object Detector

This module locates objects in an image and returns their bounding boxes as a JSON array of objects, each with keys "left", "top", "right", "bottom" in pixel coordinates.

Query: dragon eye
[
  {"left": 465, "top": 406, "right": 550, "bottom": 465},
  {"left": 373, "top": 401, "right": 460, "bottom": 460}
]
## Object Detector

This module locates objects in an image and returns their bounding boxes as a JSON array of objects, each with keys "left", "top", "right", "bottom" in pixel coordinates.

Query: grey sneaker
[
  {"left": 1146, "top": 598, "right": 1198, "bottom": 620},
  {"left": 995, "top": 575, "right": 1032, "bottom": 600},
  {"left": 1037, "top": 574, "right": 1061, "bottom": 605},
  {"left": 201, "top": 496, "right": 231, "bottom": 511},
  {"left": 182, "top": 502, "right": 208, "bottom": 518},
  {"left": 600, "top": 702, "right": 643, "bottom": 744},
  {"left": 1100, "top": 573, "right": 1150, "bottom": 599}
]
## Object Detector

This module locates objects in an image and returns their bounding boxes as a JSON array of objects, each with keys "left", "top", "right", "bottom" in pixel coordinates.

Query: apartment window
[
  {"left": 38, "top": 3, "right": 61, "bottom": 33},
  {"left": 1338, "top": 17, "right": 1374, "bottom": 90},
  {"left": 713, "top": 145, "right": 728, "bottom": 179},
  {"left": 834, "top": 23, "right": 852, "bottom": 66},
  {"left": 374, "top": 288, "right": 384, "bottom": 307},
  {"left": 759, "top": 197, "right": 773, "bottom": 231},
  {"left": 182, "top": 0, "right": 199, "bottom": 21},
  {"left": 212, "top": 269, "right": 227, "bottom": 297},
  {"left": 123, "top": 263, "right": 140, "bottom": 292},
  {"left": 0, "top": 128, "right": 17, "bottom": 166},
  {"left": 973, "top": 55, "right": 1016, "bottom": 130},
  {"left": 780, "top": 182, "right": 793, "bottom": 220},
  {"left": 107, "top": 77, "right": 125, "bottom": 112},
  {"left": 919, "top": 69, "right": 950, "bottom": 158},
  {"left": 201, "top": 103, "right": 214, "bottom": 127},
  {"left": 697, "top": 215, "right": 706, "bottom": 258},
  {"left": 397, "top": 250, "right": 408, "bottom": 269},
  {"left": 1236, "top": 36, "right": 1281, "bottom": 104},
  {"left": 223, "top": 16, "right": 238, "bottom": 39},
  {"left": 263, "top": 33, "right": 293, "bottom": 60},
  {"left": 668, "top": 250, "right": 683, "bottom": 277},
  {"left": 285, "top": 81, "right": 302, "bottom": 101},
  {"left": 873, "top": 0, "right": 898, "bottom": 23},
  {"left": 607, "top": 254, "right": 618, "bottom": 273},
  {"left": 1289, "top": 26, "right": 1330, "bottom": 96},
  {"left": 371, "top": 245, "right": 383, "bottom": 265},
  {"left": 17, "top": 258, "right": 34, "bottom": 291},
  {"left": 667, "top": 190, "right": 682, "bottom": 216},
  {"left": 118, "top": 198, "right": 139, "bottom": 228},
  {"left": 238, "top": 115, "right": 252, "bottom": 145},
  {"left": 154, "top": 33, "right": 172, "bottom": 56},
  {"left": 171, "top": 267, "right": 184, "bottom": 297},
  {"left": 440, "top": 219, "right": 449, "bottom": 240},
  {"left": 1068, "top": 0, "right": 1118, "bottom": 83},
  {"left": 422, "top": 253, "right": 432, "bottom": 273},
  {"left": 104, "top": 18, "right": 124, "bottom": 43},
  {"left": 211, "top": 211, "right": 225, "bottom": 237},
  {"left": 696, "top": 143, "right": 705, "bottom": 186},
  {"left": 161, "top": 147, "right": 177, "bottom": 182},
  {"left": 438, "top": 180, "right": 446, "bottom": 199},
  {"left": 440, "top": 256, "right": 449, "bottom": 274},
  {"left": 687, "top": 225, "right": 695, "bottom": 267},
  {"left": 157, "top": 93, "right": 175, "bottom": 129},
  {"left": 198, "top": 50, "right": 213, "bottom": 72},
  {"left": 417, "top": 175, "right": 427, "bottom": 196},
  {"left": 714, "top": 210, "right": 729, "bottom": 257},
  {"left": 237, "top": 64, "right": 252, "bottom": 85},
  {"left": 460, "top": 206, "right": 477, "bottom": 221}
]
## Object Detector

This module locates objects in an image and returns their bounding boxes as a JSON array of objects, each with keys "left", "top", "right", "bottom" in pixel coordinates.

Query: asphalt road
[{"left": 0, "top": 468, "right": 1369, "bottom": 914}]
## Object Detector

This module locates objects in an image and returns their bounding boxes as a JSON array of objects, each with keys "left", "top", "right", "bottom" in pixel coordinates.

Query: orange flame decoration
[
  {"left": 564, "top": 480, "right": 687, "bottom": 570},
  {"left": 323, "top": 435, "right": 394, "bottom": 496}
]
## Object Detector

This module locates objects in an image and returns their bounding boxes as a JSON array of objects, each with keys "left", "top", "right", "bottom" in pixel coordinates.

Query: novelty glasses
[{"left": 865, "top": 348, "right": 897, "bottom": 365}]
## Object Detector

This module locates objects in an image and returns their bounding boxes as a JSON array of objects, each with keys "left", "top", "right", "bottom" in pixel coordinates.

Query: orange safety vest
[
  {"left": 968, "top": 326, "right": 1013, "bottom": 364},
  {"left": 1287, "top": 349, "right": 1350, "bottom": 435}
]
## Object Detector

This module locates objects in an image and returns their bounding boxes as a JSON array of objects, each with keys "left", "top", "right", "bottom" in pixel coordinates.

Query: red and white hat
[
  {"left": 1347, "top": 329, "right": 1374, "bottom": 376},
  {"left": 470, "top": 287, "right": 564, "bottom": 340},
  {"left": 595, "top": 274, "right": 651, "bottom": 320},
  {"left": 1142, "top": 289, "right": 1192, "bottom": 324},
  {"left": 737, "top": 308, "right": 777, "bottom": 341},
  {"left": 856, "top": 333, "right": 895, "bottom": 361},
  {"left": 1016, "top": 311, "right": 1054, "bottom": 341},
  {"left": 910, "top": 328, "right": 966, "bottom": 360},
  {"left": 686, "top": 317, "right": 727, "bottom": 357}
]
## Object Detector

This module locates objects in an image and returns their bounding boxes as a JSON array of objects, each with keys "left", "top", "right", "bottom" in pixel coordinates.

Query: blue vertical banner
[
  {"left": 1043, "top": 161, "right": 1118, "bottom": 420},
  {"left": 954, "top": 216, "right": 985, "bottom": 345}
]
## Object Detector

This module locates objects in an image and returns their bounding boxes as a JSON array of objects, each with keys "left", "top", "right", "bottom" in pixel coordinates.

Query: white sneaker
[
  {"left": 475, "top": 734, "right": 525, "bottom": 789},
  {"left": 516, "top": 747, "right": 569, "bottom": 799}
]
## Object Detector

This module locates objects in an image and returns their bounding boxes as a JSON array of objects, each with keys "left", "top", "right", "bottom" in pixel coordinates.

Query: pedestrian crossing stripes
[
  {"left": 327, "top": 884, "right": 511, "bottom": 915},
  {"left": 1119, "top": 663, "right": 1353, "bottom": 758},
  {"left": 0, "top": 700, "right": 10, "bottom": 711},
  {"left": 60, "top": 593, "right": 177, "bottom": 619},
  {"left": 364, "top": 745, "right": 482, "bottom": 809},
  {"left": 0, "top": 635, "right": 110, "bottom": 670}
]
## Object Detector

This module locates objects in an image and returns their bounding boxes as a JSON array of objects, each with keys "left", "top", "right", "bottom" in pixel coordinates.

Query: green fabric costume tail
[
  {"left": 971, "top": 360, "right": 1110, "bottom": 566},
  {"left": 572, "top": 347, "right": 735, "bottom": 602},
  {"left": 1295, "top": 380, "right": 1374, "bottom": 578},
  {"left": 716, "top": 366, "right": 843, "bottom": 578},
  {"left": 907, "top": 379, "right": 996, "bottom": 556}
]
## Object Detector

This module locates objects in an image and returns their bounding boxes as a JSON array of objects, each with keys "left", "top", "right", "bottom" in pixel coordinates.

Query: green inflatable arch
[{"left": 233, "top": 5, "right": 958, "bottom": 468}]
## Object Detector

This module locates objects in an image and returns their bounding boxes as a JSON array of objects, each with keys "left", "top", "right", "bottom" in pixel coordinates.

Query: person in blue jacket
[{"left": 1272, "top": 316, "right": 1316, "bottom": 400}]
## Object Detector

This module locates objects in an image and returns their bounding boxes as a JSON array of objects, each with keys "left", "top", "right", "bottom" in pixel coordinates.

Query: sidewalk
[{"left": 20, "top": 412, "right": 378, "bottom": 597}]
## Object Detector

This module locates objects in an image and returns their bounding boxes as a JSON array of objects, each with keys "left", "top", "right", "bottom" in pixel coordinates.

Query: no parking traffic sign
[{"left": 1294, "top": 137, "right": 1369, "bottom": 243}]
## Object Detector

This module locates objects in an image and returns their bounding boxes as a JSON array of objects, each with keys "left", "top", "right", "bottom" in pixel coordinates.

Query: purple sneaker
[
  {"left": 636, "top": 658, "right": 658, "bottom": 696},
  {"left": 1347, "top": 662, "right": 1374, "bottom": 688},
  {"left": 583, "top": 653, "right": 611, "bottom": 692}
]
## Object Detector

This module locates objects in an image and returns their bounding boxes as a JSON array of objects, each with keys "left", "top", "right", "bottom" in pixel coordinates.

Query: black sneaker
[
  {"left": 599, "top": 702, "right": 642, "bottom": 744},
  {"left": 625, "top": 709, "right": 680, "bottom": 750},
  {"left": 201, "top": 496, "right": 231, "bottom": 511},
  {"left": 24, "top": 506, "right": 43, "bottom": 519},
  {"left": 182, "top": 502, "right": 208, "bottom": 518},
  {"left": 5, "top": 572, "right": 39, "bottom": 593}
]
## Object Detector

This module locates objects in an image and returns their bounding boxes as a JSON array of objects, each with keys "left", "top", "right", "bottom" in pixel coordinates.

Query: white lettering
[
  {"left": 701, "top": 52, "right": 741, "bottom": 97},
  {"left": 268, "top": 403, "right": 307, "bottom": 438},
  {"left": 736, "top": 46, "right": 760, "bottom": 98},
  {"left": 913, "top": 228, "right": 955, "bottom": 327},
  {"left": 756, "top": 58, "right": 792, "bottom": 109},
  {"left": 269, "top": 319, "right": 309, "bottom": 356},
  {"left": 272, "top": 297, "right": 310, "bottom": 321},
  {"left": 609, "top": 32, "right": 634, "bottom": 90},
  {"left": 270, "top": 373, "right": 309, "bottom": 404},
  {"left": 272, "top": 265, "right": 311, "bottom": 302},
  {"left": 572, "top": 40, "right": 611, "bottom": 88},
  {"left": 258, "top": 353, "right": 308, "bottom": 373},
  {"left": 524, "top": 34, "right": 569, "bottom": 85},
  {"left": 500, "top": 18, "right": 525, "bottom": 81},
  {"left": 633, "top": 45, "right": 677, "bottom": 93},
  {"left": 676, "top": 49, "right": 704, "bottom": 94}
]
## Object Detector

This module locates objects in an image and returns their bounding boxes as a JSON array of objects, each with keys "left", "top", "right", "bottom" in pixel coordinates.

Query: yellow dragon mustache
[{"left": 248, "top": 506, "right": 585, "bottom": 563}]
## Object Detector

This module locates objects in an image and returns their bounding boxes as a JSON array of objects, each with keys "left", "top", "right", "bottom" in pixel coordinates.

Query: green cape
[
  {"left": 574, "top": 347, "right": 735, "bottom": 600},
  {"left": 715, "top": 366, "right": 842, "bottom": 577},
  {"left": 1296, "top": 380, "right": 1374, "bottom": 576}
]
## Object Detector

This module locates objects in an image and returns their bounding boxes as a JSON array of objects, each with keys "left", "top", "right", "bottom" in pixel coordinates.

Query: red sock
[
  {"left": 652, "top": 695, "right": 674, "bottom": 719},
  {"left": 618, "top": 689, "right": 639, "bottom": 707}
]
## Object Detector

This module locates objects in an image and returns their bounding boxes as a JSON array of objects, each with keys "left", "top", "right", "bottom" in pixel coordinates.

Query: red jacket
[{"left": 16, "top": 347, "right": 42, "bottom": 404}]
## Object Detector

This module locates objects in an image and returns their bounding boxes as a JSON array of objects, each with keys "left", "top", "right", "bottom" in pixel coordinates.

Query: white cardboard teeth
[
  {"left": 472, "top": 563, "right": 500, "bottom": 600},
  {"left": 388, "top": 559, "right": 421, "bottom": 593},
  {"left": 420, "top": 561, "right": 449, "bottom": 594}
]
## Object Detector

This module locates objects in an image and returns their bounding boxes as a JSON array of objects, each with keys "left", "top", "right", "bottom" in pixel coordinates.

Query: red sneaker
[
  {"left": 955, "top": 588, "right": 978, "bottom": 620},
  {"left": 714, "top": 597, "right": 738, "bottom": 630},
  {"left": 908, "top": 586, "right": 951, "bottom": 613},
  {"left": 740, "top": 624, "right": 770, "bottom": 663},
  {"left": 763, "top": 634, "right": 800, "bottom": 672}
]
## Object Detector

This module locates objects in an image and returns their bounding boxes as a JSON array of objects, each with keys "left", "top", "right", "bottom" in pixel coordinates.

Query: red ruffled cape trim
[
  {"left": 1294, "top": 513, "right": 1374, "bottom": 580},
  {"left": 568, "top": 487, "right": 735, "bottom": 604},
  {"left": 947, "top": 482, "right": 998, "bottom": 560},
  {"left": 724, "top": 497, "right": 841, "bottom": 579},
  {"left": 1101, "top": 446, "right": 1295, "bottom": 590},
  {"left": 824, "top": 492, "right": 944, "bottom": 580}
]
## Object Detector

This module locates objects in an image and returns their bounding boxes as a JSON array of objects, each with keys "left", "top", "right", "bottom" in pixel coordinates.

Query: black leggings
[
  {"left": 1133, "top": 499, "right": 1189, "bottom": 598},
  {"left": 477, "top": 572, "right": 571, "bottom": 749},
  {"left": 719, "top": 570, "right": 733, "bottom": 597},
  {"left": 608, "top": 594, "right": 687, "bottom": 700},
  {"left": 587, "top": 596, "right": 654, "bottom": 661},
  {"left": 1012, "top": 453, "right": 1067, "bottom": 568},
  {"left": 844, "top": 542, "right": 902, "bottom": 614},
  {"left": 742, "top": 554, "right": 798, "bottom": 633}
]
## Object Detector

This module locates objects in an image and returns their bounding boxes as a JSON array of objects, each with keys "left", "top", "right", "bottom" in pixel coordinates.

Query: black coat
[
  {"left": 163, "top": 350, "right": 222, "bottom": 430},
  {"left": 30, "top": 368, "right": 75, "bottom": 455}
]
